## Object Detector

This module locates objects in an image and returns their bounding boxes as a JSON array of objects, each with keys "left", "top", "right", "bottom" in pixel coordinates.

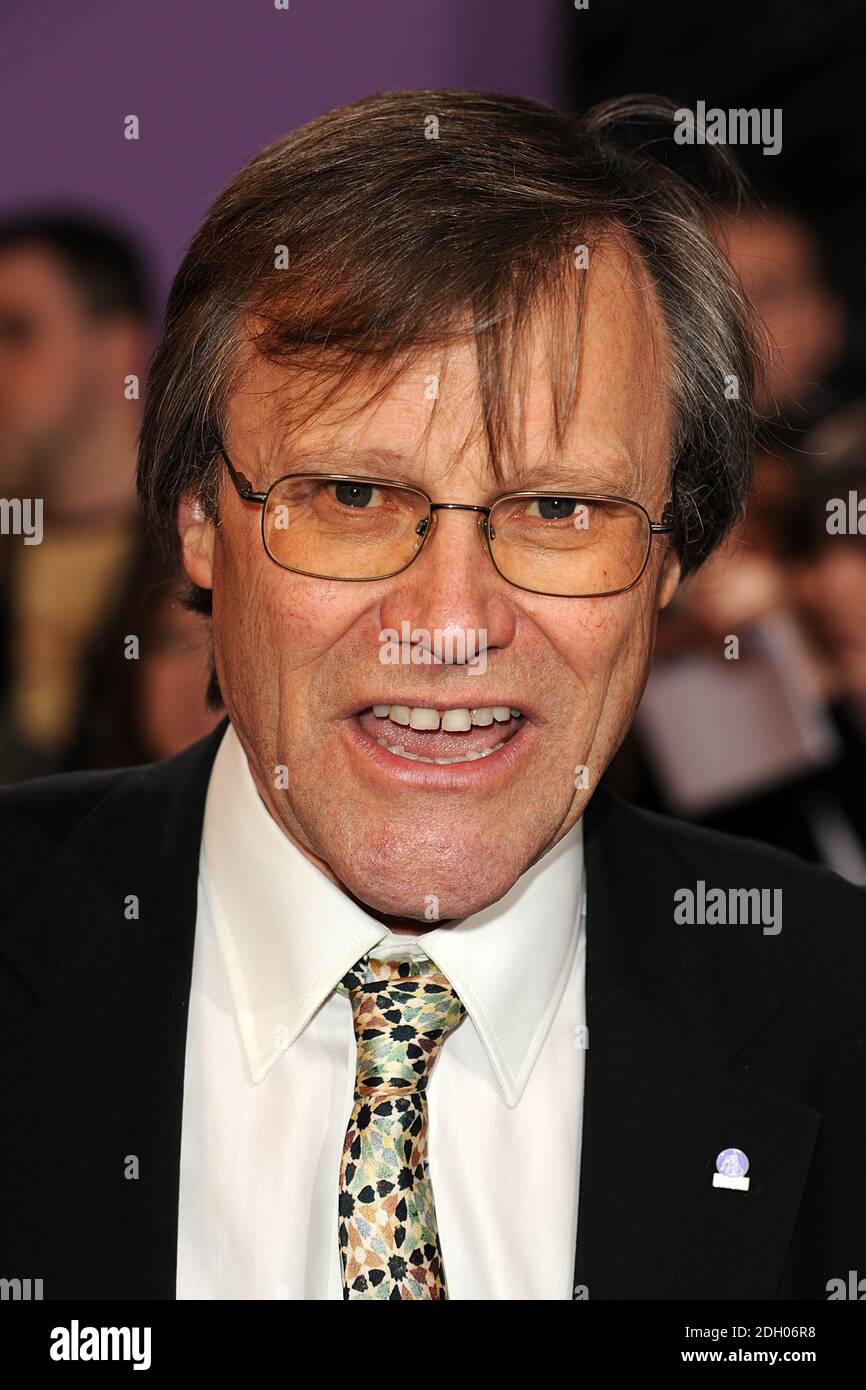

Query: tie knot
[{"left": 337, "top": 954, "right": 465, "bottom": 1096}]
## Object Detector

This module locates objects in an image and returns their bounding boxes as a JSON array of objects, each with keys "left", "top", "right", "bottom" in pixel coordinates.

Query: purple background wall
[{"left": 0, "top": 0, "right": 567, "bottom": 307}]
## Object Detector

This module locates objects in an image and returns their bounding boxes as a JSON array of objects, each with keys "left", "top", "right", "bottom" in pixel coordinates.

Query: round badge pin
[
  {"left": 713, "top": 1146, "right": 751, "bottom": 1191},
  {"left": 716, "top": 1148, "right": 749, "bottom": 1177}
]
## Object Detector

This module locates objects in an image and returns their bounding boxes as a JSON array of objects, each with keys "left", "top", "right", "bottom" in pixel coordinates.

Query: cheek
[
  {"left": 211, "top": 532, "right": 372, "bottom": 706},
  {"left": 25, "top": 345, "right": 75, "bottom": 403},
  {"left": 533, "top": 587, "right": 655, "bottom": 693}
]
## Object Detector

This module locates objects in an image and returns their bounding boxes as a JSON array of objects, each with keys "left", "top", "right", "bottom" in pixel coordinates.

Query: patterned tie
[{"left": 335, "top": 952, "right": 466, "bottom": 1299}]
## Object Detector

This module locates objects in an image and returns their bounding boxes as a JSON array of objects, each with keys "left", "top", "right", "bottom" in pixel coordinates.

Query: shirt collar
[{"left": 202, "top": 721, "right": 584, "bottom": 1105}]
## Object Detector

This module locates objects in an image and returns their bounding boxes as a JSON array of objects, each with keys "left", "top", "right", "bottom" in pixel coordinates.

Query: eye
[
  {"left": 527, "top": 496, "right": 579, "bottom": 520},
  {"left": 0, "top": 314, "right": 37, "bottom": 347},
  {"left": 331, "top": 481, "right": 380, "bottom": 508}
]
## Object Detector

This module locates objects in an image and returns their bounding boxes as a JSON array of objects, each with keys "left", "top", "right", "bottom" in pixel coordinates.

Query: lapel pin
[{"left": 713, "top": 1147, "right": 750, "bottom": 1191}]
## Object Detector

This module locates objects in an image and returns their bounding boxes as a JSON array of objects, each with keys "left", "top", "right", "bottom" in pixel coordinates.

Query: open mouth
[{"left": 354, "top": 702, "right": 526, "bottom": 764}]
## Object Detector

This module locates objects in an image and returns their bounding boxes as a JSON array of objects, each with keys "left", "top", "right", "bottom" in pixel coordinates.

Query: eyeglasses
[{"left": 217, "top": 441, "right": 675, "bottom": 599}]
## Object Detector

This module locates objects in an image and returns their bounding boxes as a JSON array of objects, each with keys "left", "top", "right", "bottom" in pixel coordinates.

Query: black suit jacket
[{"left": 1, "top": 717, "right": 864, "bottom": 1300}]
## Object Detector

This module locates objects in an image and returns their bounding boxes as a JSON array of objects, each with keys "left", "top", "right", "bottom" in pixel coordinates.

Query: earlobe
[
  {"left": 658, "top": 549, "right": 681, "bottom": 610},
  {"left": 177, "top": 494, "right": 216, "bottom": 590}
]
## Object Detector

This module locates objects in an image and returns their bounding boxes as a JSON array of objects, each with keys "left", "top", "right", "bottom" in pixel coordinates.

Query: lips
[
  {"left": 342, "top": 696, "right": 536, "bottom": 784},
  {"left": 351, "top": 698, "right": 528, "bottom": 763}
]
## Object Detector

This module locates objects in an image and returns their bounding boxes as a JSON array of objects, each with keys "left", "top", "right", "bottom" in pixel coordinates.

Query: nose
[{"left": 378, "top": 505, "right": 516, "bottom": 661}]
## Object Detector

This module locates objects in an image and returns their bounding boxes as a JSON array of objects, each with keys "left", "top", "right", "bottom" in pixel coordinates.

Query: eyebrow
[
  {"left": 499, "top": 459, "right": 643, "bottom": 494},
  {"left": 265, "top": 446, "right": 643, "bottom": 497},
  {"left": 257, "top": 446, "right": 414, "bottom": 488}
]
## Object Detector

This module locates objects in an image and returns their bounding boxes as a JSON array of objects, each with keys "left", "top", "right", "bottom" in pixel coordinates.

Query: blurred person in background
[
  {"left": 805, "top": 393, "right": 866, "bottom": 467},
  {"left": 606, "top": 201, "right": 853, "bottom": 851},
  {"left": 650, "top": 437, "right": 805, "bottom": 659},
  {"left": 69, "top": 539, "right": 223, "bottom": 770},
  {"left": 798, "top": 459, "right": 866, "bottom": 727},
  {"left": 608, "top": 434, "right": 841, "bottom": 832},
  {"left": 772, "top": 452, "right": 866, "bottom": 878},
  {"left": 612, "top": 440, "right": 866, "bottom": 884},
  {"left": 716, "top": 201, "right": 845, "bottom": 424},
  {"left": 0, "top": 211, "right": 152, "bottom": 780}
]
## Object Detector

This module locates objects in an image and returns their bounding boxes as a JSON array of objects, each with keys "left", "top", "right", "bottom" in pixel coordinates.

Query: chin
[
  {"left": 353, "top": 877, "right": 516, "bottom": 923},
  {"left": 332, "top": 826, "right": 538, "bottom": 922}
]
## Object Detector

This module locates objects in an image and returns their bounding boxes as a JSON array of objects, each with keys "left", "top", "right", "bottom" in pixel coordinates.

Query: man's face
[
  {"left": 181, "top": 241, "right": 680, "bottom": 920},
  {"left": 0, "top": 246, "right": 103, "bottom": 481},
  {"left": 719, "top": 212, "right": 843, "bottom": 412}
]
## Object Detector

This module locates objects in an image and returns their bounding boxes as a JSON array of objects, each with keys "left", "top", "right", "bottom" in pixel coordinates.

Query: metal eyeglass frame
[{"left": 216, "top": 438, "right": 676, "bottom": 599}]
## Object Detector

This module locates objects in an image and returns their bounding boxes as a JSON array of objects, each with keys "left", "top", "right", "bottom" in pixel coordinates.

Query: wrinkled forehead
[{"left": 224, "top": 234, "right": 674, "bottom": 497}]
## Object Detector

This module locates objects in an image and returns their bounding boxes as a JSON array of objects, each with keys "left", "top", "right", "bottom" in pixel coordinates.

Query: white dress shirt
[{"left": 176, "top": 721, "right": 586, "bottom": 1300}]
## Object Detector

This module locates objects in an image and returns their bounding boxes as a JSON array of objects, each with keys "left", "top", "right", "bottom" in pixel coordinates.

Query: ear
[
  {"left": 177, "top": 493, "right": 216, "bottom": 590},
  {"left": 658, "top": 547, "right": 681, "bottom": 610}
]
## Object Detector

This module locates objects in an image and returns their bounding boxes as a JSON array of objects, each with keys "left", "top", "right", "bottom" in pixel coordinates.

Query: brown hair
[{"left": 138, "top": 88, "right": 765, "bottom": 615}]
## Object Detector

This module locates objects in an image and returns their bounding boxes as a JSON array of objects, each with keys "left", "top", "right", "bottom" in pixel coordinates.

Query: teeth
[
  {"left": 378, "top": 739, "right": 506, "bottom": 764},
  {"left": 409, "top": 707, "right": 440, "bottom": 730},
  {"left": 372, "top": 704, "right": 523, "bottom": 728}
]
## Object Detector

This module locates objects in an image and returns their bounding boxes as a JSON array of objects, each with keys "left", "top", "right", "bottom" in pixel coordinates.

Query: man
[
  {"left": 0, "top": 91, "right": 863, "bottom": 1301},
  {"left": 0, "top": 212, "right": 151, "bottom": 778},
  {"left": 717, "top": 201, "right": 845, "bottom": 421}
]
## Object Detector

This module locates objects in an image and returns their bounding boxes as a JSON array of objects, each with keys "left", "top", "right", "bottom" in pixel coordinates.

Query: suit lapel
[
  {"left": 0, "top": 720, "right": 228, "bottom": 1298},
  {"left": 573, "top": 790, "right": 821, "bottom": 1299}
]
